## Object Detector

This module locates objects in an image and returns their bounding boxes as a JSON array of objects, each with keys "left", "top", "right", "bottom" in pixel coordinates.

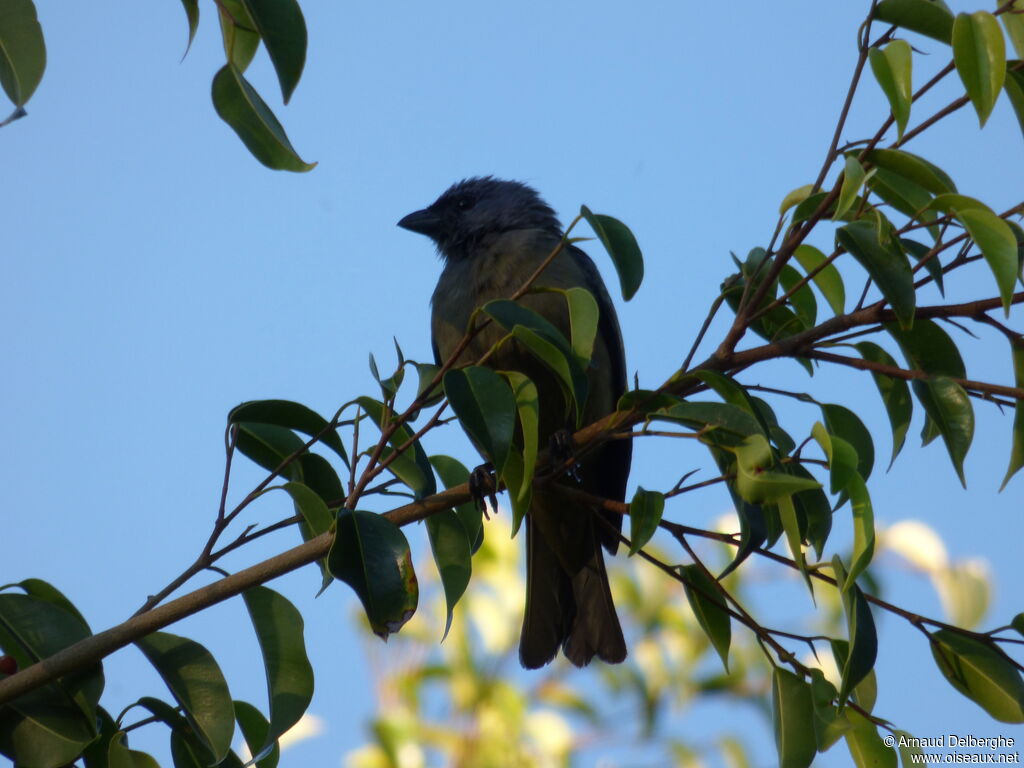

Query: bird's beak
[{"left": 397, "top": 207, "right": 442, "bottom": 239}]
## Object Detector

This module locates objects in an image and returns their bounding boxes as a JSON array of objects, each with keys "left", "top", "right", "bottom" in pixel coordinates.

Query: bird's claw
[
  {"left": 469, "top": 464, "right": 499, "bottom": 519},
  {"left": 550, "top": 429, "right": 581, "bottom": 482}
]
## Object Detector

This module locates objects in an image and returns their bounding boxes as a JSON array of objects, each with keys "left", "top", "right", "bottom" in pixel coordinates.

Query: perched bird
[{"left": 398, "top": 177, "right": 631, "bottom": 668}]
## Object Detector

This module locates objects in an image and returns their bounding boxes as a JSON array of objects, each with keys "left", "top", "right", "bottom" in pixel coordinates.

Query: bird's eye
[{"left": 456, "top": 196, "right": 476, "bottom": 211}]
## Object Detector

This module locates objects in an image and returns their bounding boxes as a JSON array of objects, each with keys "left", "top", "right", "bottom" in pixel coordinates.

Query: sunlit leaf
[
  {"left": 1001, "top": 336, "right": 1024, "bottom": 490},
  {"left": 502, "top": 371, "right": 539, "bottom": 535},
  {"left": 930, "top": 629, "right": 1024, "bottom": 722},
  {"left": 779, "top": 184, "right": 814, "bottom": 215},
  {"left": 793, "top": 244, "right": 845, "bottom": 317},
  {"left": 952, "top": 11, "right": 1006, "bottom": 126},
  {"left": 580, "top": 206, "right": 644, "bottom": 300},
  {"left": 772, "top": 668, "right": 816, "bottom": 768},
  {"left": 874, "top": 0, "right": 954, "bottom": 43},
  {"left": 957, "top": 207, "right": 1019, "bottom": 314},
  {"left": 565, "top": 286, "right": 600, "bottom": 365},
  {"left": 869, "top": 40, "right": 913, "bottom": 138},
  {"left": 425, "top": 510, "right": 472, "bottom": 641},
  {"left": 628, "top": 488, "right": 665, "bottom": 555}
]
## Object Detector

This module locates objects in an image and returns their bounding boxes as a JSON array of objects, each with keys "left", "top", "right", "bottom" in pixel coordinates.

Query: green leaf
[
  {"left": 1002, "top": 337, "right": 1024, "bottom": 489},
  {"left": 217, "top": 0, "right": 259, "bottom": 72},
  {"left": 779, "top": 264, "right": 818, "bottom": 328},
  {"left": 354, "top": 397, "right": 436, "bottom": 499},
  {"left": 16, "top": 579, "right": 89, "bottom": 628},
  {"left": 0, "top": 0, "right": 46, "bottom": 107},
  {"left": 429, "top": 455, "right": 483, "bottom": 552},
  {"left": 1005, "top": 64, "right": 1024, "bottom": 139},
  {"left": 442, "top": 366, "right": 516, "bottom": 475},
  {"left": 1011, "top": 612, "right": 1024, "bottom": 637},
  {"left": 425, "top": 510, "right": 472, "bottom": 641},
  {"left": 108, "top": 732, "right": 161, "bottom": 768},
  {"left": 368, "top": 352, "right": 404, "bottom": 401},
  {"left": 779, "top": 495, "right": 812, "bottom": 595},
  {"left": 789, "top": 466, "right": 833, "bottom": 558},
  {"left": 793, "top": 244, "right": 845, "bottom": 317},
  {"left": 1004, "top": 2, "right": 1024, "bottom": 60},
  {"left": 958, "top": 207, "right": 1019, "bottom": 314},
  {"left": 854, "top": 342, "right": 913, "bottom": 468},
  {"left": 811, "top": 422, "right": 860, "bottom": 496},
  {"left": 233, "top": 701, "right": 280, "bottom": 768},
  {"left": 887, "top": 318, "right": 966, "bottom": 378},
  {"left": 831, "top": 565, "right": 879, "bottom": 707},
  {"left": 134, "top": 632, "right": 234, "bottom": 761},
  {"left": 565, "top": 286, "right": 600, "bottom": 365},
  {"left": 502, "top": 371, "right": 539, "bottom": 535},
  {"left": 656, "top": 401, "right": 764, "bottom": 447},
  {"left": 835, "top": 155, "right": 867, "bottom": 220},
  {"left": 836, "top": 221, "right": 915, "bottom": 329},
  {"left": 847, "top": 476, "right": 876, "bottom": 587},
  {"left": 733, "top": 434, "right": 821, "bottom": 504},
  {"left": 413, "top": 362, "right": 444, "bottom": 407},
  {"left": 211, "top": 64, "right": 315, "bottom": 172},
  {"left": 230, "top": 399, "right": 348, "bottom": 467},
  {"left": 821, "top": 403, "right": 875, "bottom": 481},
  {"left": 874, "top": 0, "right": 954, "bottom": 43},
  {"left": 930, "top": 629, "right": 1024, "bottom": 722},
  {"left": 844, "top": 710, "right": 898, "bottom": 768},
  {"left": 953, "top": 11, "right": 1006, "bottom": 126},
  {"left": 680, "top": 564, "right": 731, "bottom": 670},
  {"left": 512, "top": 326, "right": 589, "bottom": 426},
  {"left": 234, "top": 422, "right": 306, "bottom": 476},
  {"left": 628, "top": 488, "right": 665, "bottom": 555},
  {"left": 809, "top": 670, "right": 849, "bottom": 751},
  {"left": 779, "top": 184, "right": 814, "bottom": 215},
  {"left": 863, "top": 148, "right": 957, "bottom": 195},
  {"left": 178, "top": 0, "right": 199, "bottom": 56},
  {"left": 869, "top": 41, "right": 913, "bottom": 139},
  {"left": 328, "top": 510, "right": 418, "bottom": 639},
  {"left": 579, "top": 206, "right": 644, "bottom": 300},
  {"left": 772, "top": 668, "right": 817, "bottom": 768},
  {"left": 240, "top": 0, "right": 306, "bottom": 103},
  {"left": 913, "top": 377, "right": 975, "bottom": 487},
  {"left": 242, "top": 587, "right": 313, "bottom": 752},
  {"left": 901, "top": 237, "right": 944, "bottom": 294}
]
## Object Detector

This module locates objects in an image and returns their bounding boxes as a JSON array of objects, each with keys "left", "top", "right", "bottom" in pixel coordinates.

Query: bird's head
[{"left": 397, "top": 177, "right": 561, "bottom": 261}]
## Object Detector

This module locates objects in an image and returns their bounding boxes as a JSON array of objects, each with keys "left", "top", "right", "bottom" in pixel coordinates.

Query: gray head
[{"left": 397, "top": 177, "right": 562, "bottom": 261}]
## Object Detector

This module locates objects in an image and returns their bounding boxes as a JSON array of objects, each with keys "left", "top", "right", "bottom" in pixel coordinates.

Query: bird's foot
[
  {"left": 469, "top": 463, "right": 499, "bottom": 520},
  {"left": 550, "top": 428, "right": 581, "bottom": 482}
]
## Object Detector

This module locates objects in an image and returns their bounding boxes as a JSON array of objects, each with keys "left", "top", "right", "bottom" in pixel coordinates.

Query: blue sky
[{"left": 3, "top": 1, "right": 1023, "bottom": 765}]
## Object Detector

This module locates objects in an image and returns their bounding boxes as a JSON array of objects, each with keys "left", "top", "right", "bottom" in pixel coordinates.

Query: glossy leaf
[
  {"left": 579, "top": 206, "right": 644, "bottom": 300},
  {"left": 234, "top": 700, "right": 280, "bottom": 768},
  {"left": 1004, "top": 2, "right": 1024, "bottom": 59},
  {"left": 108, "top": 732, "right": 160, "bottom": 768},
  {"left": 442, "top": 366, "right": 515, "bottom": 475},
  {"left": 874, "top": 0, "right": 954, "bottom": 43},
  {"left": 789, "top": 465, "right": 833, "bottom": 558},
  {"left": 484, "top": 298, "right": 568, "bottom": 348},
  {"left": 217, "top": 0, "right": 259, "bottom": 72},
  {"left": 779, "top": 183, "right": 814, "bottom": 215},
  {"left": 240, "top": 0, "right": 306, "bottom": 103},
  {"left": 1006, "top": 64, "right": 1024, "bottom": 139},
  {"left": 328, "top": 510, "right": 418, "bottom": 639},
  {"left": 779, "top": 495, "right": 812, "bottom": 594},
  {"left": 811, "top": 422, "right": 860, "bottom": 496},
  {"left": 211, "top": 64, "right": 315, "bottom": 172},
  {"left": 355, "top": 397, "right": 436, "bottom": 499},
  {"left": 867, "top": 168, "right": 937, "bottom": 238},
  {"left": 502, "top": 371, "right": 539, "bottom": 534},
  {"left": 779, "top": 264, "right": 818, "bottom": 328},
  {"left": 832, "top": 562, "right": 879, "bottom": 707},
  {"left": 887, "top": 318, "right": 966, "bottom": 378},
  {"left": 913, "top": 377, "right": 974, "bottom": 487},
  {"left": 863, "top": 148, "right": 957, "bottom": 195},
  {"left": 821, "top": 403, "right": 875, "bottom": 481},
  {"left": 178, "top": 0, "right": 199, "bottom": 55},
  {"left": 952, "top": 11, "right": 1006, "bottom": 126},
  {"left": 230, "top": 399, "right": 348, "bottom": 466},
  {"left": 680, "top": 564, "right": 731, "bottom": 670},
  {"left": 565, "top": 286, "right": 599, "bottom": 365},
  {"left": 657, "top": 401, "right": 763, "bottom": 448},
  {"left": 512, "top": 326, "right": 589, "bottom": 425},
  {"left": 242, "top": 586, "right": 313, "bottom": 751},
  {"left": 958, "top": 207, "right": 1019, "bottom": 313},
  {"left": 426, "top": 509, "right": 472, "bottom": 640},
  {"left": 135, "top": 632, "right": 234, "bottom": 762},
  {"left": 901, "top": 237, "right": 944, "bottom": 294},
  {"left": 1001, "top": 336, "right": 1024, "bottom": 489},
  {"left": 809, "top": 670, "right": 849, "bottom": 751},
  {"left": 733, "top": 434, "right": 821, "bottom": 504},
  {"left": 854, "top": 341, "right": 913, "bottom": 467},
  {"left": 836, "top": 221, "right": 915, "bottom": 329},
  {"left": 429, "top": 455, "right": 483, "bottom": 552},
  {"left": 628, "top": 488, "right": 665, "bottom": 555},
  {"left": 930, "top": 629, "right": 1024, "bottom": 722},
  {"left": 16, "top": 578, "right": 89, "bottom": 628},
  {"left": 847, "top": 475, "right": 876, "bottom": 587},
  {"left": 835, "top": 155, "right": 867, "bottom": 220},
  {"left": 869, "top": 40, "right": 912, "bottom": 138},
  {"left": 234, "top": 421, "right": 306, "bottom": 476},
  {"left": 844, "top": 710, "right": 897, "bottom": 768},
  {"left": 793, "top": 244, "right": 845, "bottom": 316},
  {"left": 413, "top": 362, "right": 444, "bottom": 407},
  {"left": 772, "top": 668, "right": 816, "bottom": 768},
  {"left": 0, "top": 0, "right": 45, "bottom": 107}
]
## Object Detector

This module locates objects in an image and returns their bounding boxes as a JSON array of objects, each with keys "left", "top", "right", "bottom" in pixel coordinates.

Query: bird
[{"left": 398, "top": 177, "right": 631, "bottom": 668}]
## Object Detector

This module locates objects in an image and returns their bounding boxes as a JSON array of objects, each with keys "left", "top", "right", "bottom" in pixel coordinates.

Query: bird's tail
[{"left": 519, "top": 490, "right": 626, "bottom": 669}]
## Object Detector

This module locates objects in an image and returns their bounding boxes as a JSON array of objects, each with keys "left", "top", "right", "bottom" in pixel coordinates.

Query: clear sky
[{"left": 3, "top": 1, "right": 1023, "bottom": 765}]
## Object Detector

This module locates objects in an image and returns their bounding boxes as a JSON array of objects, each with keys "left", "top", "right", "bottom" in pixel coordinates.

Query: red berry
[{"left": 0, "top": 655, "right": 17, "bottom": 675}]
